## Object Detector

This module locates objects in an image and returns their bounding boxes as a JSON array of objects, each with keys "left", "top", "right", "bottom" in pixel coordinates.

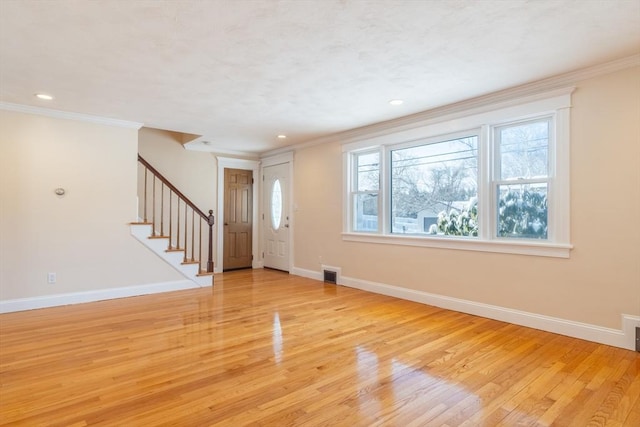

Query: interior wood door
[
  {"left": 223, "top": 168, "right": 253, "bottom": 271},
  {"left": 263, "top": 162, "right": 290, "bottom": 272}
]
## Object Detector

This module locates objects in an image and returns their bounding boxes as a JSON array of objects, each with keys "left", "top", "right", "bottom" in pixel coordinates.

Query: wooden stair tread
[
  {"left": 181, "top": 260, "right": 199, "bottom": 265},
  {"left": 165, "top": 248, "right": 183, "bottom": 253},
  {"left": 148, "top": 235, "right": 170, "bottom": 239},
  {"left": 129, "top": 221, "right": 153, "bottom": 225}
]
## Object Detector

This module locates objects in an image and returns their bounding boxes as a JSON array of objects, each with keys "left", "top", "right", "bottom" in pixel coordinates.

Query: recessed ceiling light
[
  {"left": 277, "top": 134, "right": 287, "bottom": 139},
  {"left": 389, "top": 99, "right": 403, "bottom": 106},
  {"left": 35, "top": 93, "right": 54, "bottom": 100}
]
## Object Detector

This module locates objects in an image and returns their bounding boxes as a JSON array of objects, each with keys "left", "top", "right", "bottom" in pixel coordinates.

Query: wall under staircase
[{"left": 130, "top": 223, "right": 212, "bottom": 287}]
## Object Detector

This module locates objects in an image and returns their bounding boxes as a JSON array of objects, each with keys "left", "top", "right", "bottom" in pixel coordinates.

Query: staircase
[{"left": 131, "top": 155, "right": 214, "bottom": 287}]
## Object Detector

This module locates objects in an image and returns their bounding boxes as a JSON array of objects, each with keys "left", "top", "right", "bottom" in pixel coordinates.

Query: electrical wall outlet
[{"left": 47, "top": 272, "right": 56, "bottom": 284}]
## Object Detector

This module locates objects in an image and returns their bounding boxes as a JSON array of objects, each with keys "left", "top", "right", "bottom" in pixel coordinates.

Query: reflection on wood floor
[{"left": 1, "top": 269, "right": 638, "bottom": 426}]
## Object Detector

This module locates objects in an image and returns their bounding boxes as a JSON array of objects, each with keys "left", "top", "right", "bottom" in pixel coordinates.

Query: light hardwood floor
[{"left": 1, "top": 269, "right": 638, "bottom": 426}]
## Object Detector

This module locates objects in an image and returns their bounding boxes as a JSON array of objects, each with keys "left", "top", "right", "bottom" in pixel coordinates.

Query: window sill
[{"left": 342, "top": 232, "right": 572, "bottom": 258}]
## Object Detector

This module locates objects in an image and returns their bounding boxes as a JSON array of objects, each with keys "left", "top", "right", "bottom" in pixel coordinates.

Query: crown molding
[
  {"left": 260, "top": 151, "right": 294, "bottom": 167},
  {"left": 0, "top": 102, "right": 143, "bottom": 129},
  {"left": 261, "top": 53, "right": 640, "bottom": 157},
  {"left": 182, "top": 142, "right": 256, "bottom": 159}
]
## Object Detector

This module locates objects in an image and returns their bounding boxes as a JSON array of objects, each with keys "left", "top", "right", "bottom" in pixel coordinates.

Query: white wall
[{"left": 0, "top": 110, "right": 183, "bottom": 301}]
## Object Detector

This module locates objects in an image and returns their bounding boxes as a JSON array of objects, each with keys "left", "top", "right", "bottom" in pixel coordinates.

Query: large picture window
[
  {"left": 391, "top": 135, "right": 478, "bottom": 236},
  {"left": 344, "top": 90, "right": 572, "bottom": 257}
]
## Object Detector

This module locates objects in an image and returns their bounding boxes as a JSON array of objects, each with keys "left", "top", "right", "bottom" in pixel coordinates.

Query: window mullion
[{"left": 479, "top": 125, "right": 492, "bottom": 240}]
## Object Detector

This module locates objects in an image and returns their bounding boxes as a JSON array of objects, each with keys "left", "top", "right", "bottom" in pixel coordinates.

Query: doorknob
[
  {"left": 285, "top": 224, "right": 289, "bottom": 228},
  {"left": 224, "top": 222, "right": 228, "bottom": 226}
]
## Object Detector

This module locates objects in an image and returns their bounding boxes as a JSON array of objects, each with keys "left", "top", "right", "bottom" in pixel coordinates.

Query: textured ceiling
[{"left": 1, "top": 0, "right": 639, "bottom": 155}]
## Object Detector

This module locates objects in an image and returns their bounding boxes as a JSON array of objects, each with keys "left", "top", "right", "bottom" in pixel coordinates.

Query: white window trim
[{"left": 342, "top": 88, "right": 574, "bottom": 258}]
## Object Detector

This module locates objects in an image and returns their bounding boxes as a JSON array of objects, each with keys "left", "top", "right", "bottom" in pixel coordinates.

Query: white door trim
[
  {"left": 261, "top": 152, "right": 294, "bottom": 272},
  {"left": 216, "top": 157, "right": 261, "bottom": 273}
]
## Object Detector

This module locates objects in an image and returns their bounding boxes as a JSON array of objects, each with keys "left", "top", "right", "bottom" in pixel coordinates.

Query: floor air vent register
[{"left": 323, "top": 270, "right": 337, "bottom": 284}]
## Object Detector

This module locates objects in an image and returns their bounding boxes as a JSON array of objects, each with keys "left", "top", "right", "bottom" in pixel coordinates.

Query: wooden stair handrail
[{"left": 138, "top": 155, "right": 209, "bottom": 220}]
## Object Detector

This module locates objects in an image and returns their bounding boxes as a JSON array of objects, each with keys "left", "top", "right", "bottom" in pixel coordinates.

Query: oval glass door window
[{"left": 271, "top": 179, "right": 283, "bottom": 230}]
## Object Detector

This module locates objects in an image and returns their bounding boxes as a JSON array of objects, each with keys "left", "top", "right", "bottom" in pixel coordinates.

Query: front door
[
  {"left": 223, "top": 168, "right": 253, "bottom": 271},
  {"left": 263, "top": 162, "right": 290, "bottom": 272}
]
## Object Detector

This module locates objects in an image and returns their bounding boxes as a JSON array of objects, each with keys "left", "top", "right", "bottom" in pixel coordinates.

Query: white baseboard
[
  {"left": 291, "top": 267, "right": 640, "bottom": 351},
  {"left": 291, "top": 266, "right": 323, "bottom": 281},
  {"left": 0, "top": 280, "right": 197, "bottom": 314}
]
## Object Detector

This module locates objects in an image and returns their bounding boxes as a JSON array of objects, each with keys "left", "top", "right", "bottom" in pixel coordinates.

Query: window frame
[{"left": 342, "top": 89, "right": 573, "bottom": 258}]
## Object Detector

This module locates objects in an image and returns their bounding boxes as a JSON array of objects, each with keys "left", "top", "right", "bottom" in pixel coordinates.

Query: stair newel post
[
  {"left": 143, "top": 167, "right": 148, "bottom": 223},
  {"left": 152, "top": 175, "right": 157, "bottom": 236},
  {"left": 176, "top": 198, "right": 180, "bottom": 250},
  {"left": 198, "top": 218, "right": 203, "bottom": 273},
  {"left": 168, "top": 191, "right": 173, "bottom": 249},
  {"left": 207, "top": 210, "right": 215, "bottom": 273},
  {"left": 160, "top": 182, "right": 165, "bottom": 237},
  {"left": 183, "top": 203, "right": 188, "bottom": 263},
  {"left": 190, "top": 210, "right": 195, "bottom": 262}
]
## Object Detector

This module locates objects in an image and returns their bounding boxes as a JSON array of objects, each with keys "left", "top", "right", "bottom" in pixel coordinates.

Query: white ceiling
[{"left": 1, "top": 0, "right": 639, "bottom": 155}]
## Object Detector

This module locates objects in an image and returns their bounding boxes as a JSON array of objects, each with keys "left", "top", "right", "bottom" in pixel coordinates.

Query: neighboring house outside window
[{"left": 343, "top": 89, "right": 573, "bottom": 258}]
